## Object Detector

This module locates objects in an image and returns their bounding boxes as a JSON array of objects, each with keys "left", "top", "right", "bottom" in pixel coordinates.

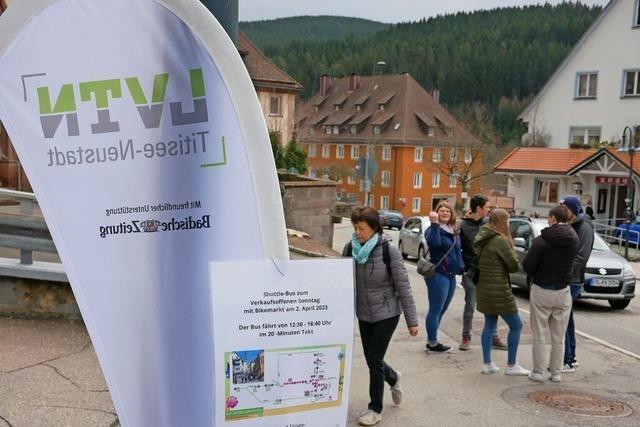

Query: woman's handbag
[{"left": 417, "top": 242, "right": 456, "bottom": 278}]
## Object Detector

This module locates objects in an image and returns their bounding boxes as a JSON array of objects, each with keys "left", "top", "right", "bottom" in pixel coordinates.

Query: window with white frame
[
  {"left": 464, "top": 147, "right": 472, "bottom": 163},
  {"left": 535, "top": 179, "right": 559, "bottom": 204},
  {"left": 373, "top": 125, "right": 381, "bottom": 135},
  {"left": 432, "top": 173, "right": 440, "bottom": 188},
  {"left": 428, "top": 126, "right": 435, "bottom": 137},
  {"left": 332, "top": 125, "right": 340, "bottom": 135},
  {"left": 635, "top": 0, "right": 640, "bottom": 26},
  {"left": 350, "top": 125, "right": 358, "bottom": 134},
  {"left": 413, "top": 172, "right": 423, "bottom": 189},
  {"left": 367, "top": 194, "right": 375, "bottom": 207},
  {"left": 309, "top": 126, "right": 315, "bottom": 135},
  {"left": 380, "top": 196, "right": 389, "bottom": 210},
  {"left": 382, "top": 146, "right": 392, "bottom": 161},
  {"left": 412, "top": 197, "right": 421, "bottom": 213},
  {"left": 450, "top": 147, "right": 458, "bottom": 162},
  {"left": 348, "top": 175, "right": 356, "bottom": 185},
  {"left": 447, "top": 128, "right": 454, "bottom": 138},
  {"left": 325, "top": 125, "right": 331, "bottom": 135},
  {"left": 322, "top": 144, "right": 330, "bottom": 158},
  {"left": 449, "top": 175, "right": 457, "bottom": 188},
  {"left": 624, "top": 70, "right": 640, "bottom": 96},
  {"left": 576, "top": 72, "right": 598, "bottom": 98},
  {"left": 432, "top": 147, "right": 441, "bottom": 163},
  {"left": 366, "top": 146, "right": 375, "bottom": 158},
  {"left": 381, "top": 170, "right": 391, "bottom": 187},
  {"left": 336, "top": 145, "right": 344, "bottom": 159},
  {"left": 414, "top": 147, "right": 423, "bottom": 162},
  {"left": 308, "top": 144, "right": 316, "bottom": 157},
  {"left": 570, "top": 127, "right": 601, "bottom": 146},
  {"left": 351, "top": 145, "right": 359, "bottom": 159},
  {"left": 269, "top": 96, "right": 281, "bottom": 116}
]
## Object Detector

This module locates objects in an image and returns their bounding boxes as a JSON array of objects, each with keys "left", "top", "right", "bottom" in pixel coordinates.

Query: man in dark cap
[{"left": 560, "top": 195, "right": 594, "bottom": 372}]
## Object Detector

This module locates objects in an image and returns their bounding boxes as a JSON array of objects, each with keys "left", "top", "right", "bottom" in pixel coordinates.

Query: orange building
[{"left": 295, "top": 73, "right": 483, "bottom": 217}]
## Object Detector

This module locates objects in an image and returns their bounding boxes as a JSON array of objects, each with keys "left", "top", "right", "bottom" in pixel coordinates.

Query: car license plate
[{"left": 592, "top": 278, "right": 619, "bottom": 287}]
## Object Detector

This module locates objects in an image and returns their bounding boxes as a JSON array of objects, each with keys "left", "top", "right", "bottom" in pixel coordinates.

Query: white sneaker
[
  {"left": 390, "top": 371, "right": 403, "bottom": 405},
  {"left": 358, "top": 409, "right": 382, "bottom": 426},
  {"left": 505, "top": 363, "right": 531, "bottom": 376},
  {"left": 561, "top": 363, "right": 575, "bottom": 373},
  {"left": 528, "top": 371, "right": 544, "bottom": 382},
  {"left": 481, "top": 362, "right": 500, "bottom": 374},
  {"left": 550, "top": 373, "right": 561, "bottom": 383}
]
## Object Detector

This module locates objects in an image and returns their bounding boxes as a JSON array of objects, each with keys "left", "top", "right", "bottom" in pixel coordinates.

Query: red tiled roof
[
  {"left": 296, "top": 73, "right": 481, "bottom": 146},
  {"left": 494, "top": 147, "right": 598, "bottom": 174},
  {"left": 238, "top": 32, "right": 302, "bottom": 92},
  {"left": 606, "top": 149, "right": 640, "bottom": 176}
]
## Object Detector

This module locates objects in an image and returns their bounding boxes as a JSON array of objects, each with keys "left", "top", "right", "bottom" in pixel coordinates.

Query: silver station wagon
[{"left": 509, "top": 217, "right": 636, "bottom": 310}]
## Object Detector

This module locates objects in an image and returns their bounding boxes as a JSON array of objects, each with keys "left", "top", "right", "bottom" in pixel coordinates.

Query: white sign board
[
  {"left": 0, "top": 1, "right": 287, "bottom": 425},
  {"left": 210, "top": 259, "right": 354, "bottom": 427}
]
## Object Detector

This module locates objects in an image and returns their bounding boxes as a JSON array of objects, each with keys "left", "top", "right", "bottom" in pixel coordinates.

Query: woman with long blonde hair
[{"left": 474, "top": 209, "right": 530, "bottom": 375}]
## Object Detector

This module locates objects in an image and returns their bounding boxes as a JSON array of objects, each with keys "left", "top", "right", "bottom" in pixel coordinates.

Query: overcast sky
[{"left": 239, "top": 0, "right": 609, "bottom": 23}]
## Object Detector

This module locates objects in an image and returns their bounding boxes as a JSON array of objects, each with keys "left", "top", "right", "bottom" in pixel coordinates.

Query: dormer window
[
  {"left": 309, "top": 126, "right": 315, "bottom": 135},
  {"left": 350, "top": 125, "right": 358, "bottom": 134},
  {"left": 379, "top": 105, "right": 384, "bottom": 111},
  {"left": 428, "top": 126, "right": 435, "bottom": 137},
  {"left": 325, "top": 126, "right": 332, "bottom": 135},
  {"left": 356, "top": 105, "right": 361, "bottom": 111},
  {"left": 373, "top": 125, "right": 381, "bottom": 135},
  {"left": 335, "top": 105, "right": 340, "bottom": 111},
  {"left": 333, "top": 125, "right": 340, "bottom": 135}
]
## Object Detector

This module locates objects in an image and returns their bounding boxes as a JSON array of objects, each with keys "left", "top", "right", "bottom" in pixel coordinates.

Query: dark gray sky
[{"left": 240, "top": 0, "right": 609, "bottom": 23}]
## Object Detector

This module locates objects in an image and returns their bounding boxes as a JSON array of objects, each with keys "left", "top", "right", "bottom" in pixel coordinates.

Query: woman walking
[
  {"left": 475, "top": 209, "right": 530, "bottom": 375},
  {"left": 343, "top": 207, "right": 419, "bottom": 426},
  {"left": 424, "top": 200, "right": 464, "bottom": 353}
]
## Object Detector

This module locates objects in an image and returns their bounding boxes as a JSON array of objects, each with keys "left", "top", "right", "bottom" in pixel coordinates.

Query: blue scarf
[{"left": 351, "top": 233, "right": 379, "bottom": 264}]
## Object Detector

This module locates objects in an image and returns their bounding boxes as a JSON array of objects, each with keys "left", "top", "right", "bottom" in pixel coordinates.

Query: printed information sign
[{"left": 210, "top": 259, "right": 354, "bottom": 427}]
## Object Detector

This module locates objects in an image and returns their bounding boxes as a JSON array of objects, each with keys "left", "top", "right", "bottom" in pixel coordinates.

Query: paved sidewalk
[{"left": 1, "top": 256, "right": 640, "bottom": 426}]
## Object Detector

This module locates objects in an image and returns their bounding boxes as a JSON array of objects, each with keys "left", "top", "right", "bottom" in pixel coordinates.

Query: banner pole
[{"left": 199, "top": 0, "right": 238, "bottom": 45}]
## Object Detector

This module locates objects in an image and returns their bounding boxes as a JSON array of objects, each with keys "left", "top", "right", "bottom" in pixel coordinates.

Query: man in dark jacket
[
  {"left": 523, "top": 205, "right": 579, "bottom": 382},
  {"left": 560, "top": 195, "right": 594, "bottom": 372},
  {"left": 458, "top": 194, "right": 506, "bottom": 351}
]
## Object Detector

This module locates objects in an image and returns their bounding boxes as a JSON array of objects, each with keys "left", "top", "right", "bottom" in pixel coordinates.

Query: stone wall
[{"left": 280, "top": 176, "right": 337, "bottom": 248}]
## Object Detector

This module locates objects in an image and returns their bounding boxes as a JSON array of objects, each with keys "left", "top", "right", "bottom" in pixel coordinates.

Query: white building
[{"left": 497, "top": 0, "right": 640, "bottom": 221}]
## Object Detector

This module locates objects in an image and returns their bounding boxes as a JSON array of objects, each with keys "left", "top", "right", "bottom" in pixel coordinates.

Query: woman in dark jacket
[
  {"left": 424, "top": 200, "right": 464, "bottom": 354},
  {"left": 475, "top": 209, "right": 530, "bottom": 376},
  {"left": 343, "top": 207, "right": 419, "bottom": 426}
]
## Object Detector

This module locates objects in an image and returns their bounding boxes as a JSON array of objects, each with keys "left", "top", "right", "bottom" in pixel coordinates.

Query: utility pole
[{"left": 199, "top": 0, "right": 239, "bottom": 45}]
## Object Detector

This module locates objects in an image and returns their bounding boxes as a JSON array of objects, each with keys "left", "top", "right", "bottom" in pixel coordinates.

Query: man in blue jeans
[{"left": 560, "top": 196, "right": 594, "bottom": 372}]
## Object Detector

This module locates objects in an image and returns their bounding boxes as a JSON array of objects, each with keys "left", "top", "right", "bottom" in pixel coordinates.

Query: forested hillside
[
  {"left": 251, "top": 3, "right": 602, "bottom": 145},
  {"left": 239, "top": 16, "right": 389, "bottom": 48}
]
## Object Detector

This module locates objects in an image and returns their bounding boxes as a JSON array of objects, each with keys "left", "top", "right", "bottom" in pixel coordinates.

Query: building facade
[
  {"left": 296, "top": 73, "right": 482, "bottom": 217},
  {"left": 238, "top": 32, "right": 302, "bottom": 145},
  {"left": 501, "top": 0, "right": 640, "bottom": 219}
]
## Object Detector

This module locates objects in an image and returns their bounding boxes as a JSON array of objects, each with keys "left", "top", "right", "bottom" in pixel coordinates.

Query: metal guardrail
[
  {"left": 593, "top": 218, "right": 640, "bottom": 260},
  {"left": 0, "top": 189, "right": 66, "bottom": 282}
]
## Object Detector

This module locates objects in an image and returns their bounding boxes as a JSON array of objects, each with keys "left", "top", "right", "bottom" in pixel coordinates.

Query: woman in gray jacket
[{"left": 343, "top": 207, "right": 419, "bottom": 426}]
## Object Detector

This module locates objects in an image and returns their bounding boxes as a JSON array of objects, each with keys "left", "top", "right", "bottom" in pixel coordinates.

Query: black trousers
[{"left": 358, "top": 315, "right": 400, "bottom": 414}]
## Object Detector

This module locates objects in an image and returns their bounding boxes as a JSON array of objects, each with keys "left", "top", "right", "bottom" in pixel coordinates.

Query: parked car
[
  {"left": 398, "top": 216, "right": 430, "bottom": 259},
  {"left": 615, "top": 216, "right": 640, "bottom": 244},
  {"left": 509, "top": 217, "right": 636, "bottom": 309},
  {"left": 379, "top": 210, "right": 404, "bottom": 230}
]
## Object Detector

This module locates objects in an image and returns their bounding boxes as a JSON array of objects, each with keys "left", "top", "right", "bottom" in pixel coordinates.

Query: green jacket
[{"left": 474, "top": 226, "right": 520, "bottom": 315}]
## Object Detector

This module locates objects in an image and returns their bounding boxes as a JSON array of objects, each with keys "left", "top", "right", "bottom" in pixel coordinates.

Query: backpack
[{"left": 346, "top": 240, "right": 392, "bottom": 278}]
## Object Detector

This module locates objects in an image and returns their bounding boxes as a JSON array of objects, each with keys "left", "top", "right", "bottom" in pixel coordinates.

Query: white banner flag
[{"left": 0, "top": 1, "right": 287, "bottom": 425}]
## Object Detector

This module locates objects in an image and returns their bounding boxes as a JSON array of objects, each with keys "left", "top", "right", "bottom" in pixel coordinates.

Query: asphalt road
[{"left": 333, "top": 221, "right": 640, "bottom": 359}]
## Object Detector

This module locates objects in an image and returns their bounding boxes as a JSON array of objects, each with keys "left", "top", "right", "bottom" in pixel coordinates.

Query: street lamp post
[{"left": 619, "top": 126, "right": 638, "bottom": 260}]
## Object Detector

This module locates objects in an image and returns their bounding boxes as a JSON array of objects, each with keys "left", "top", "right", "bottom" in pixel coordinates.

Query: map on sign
[{"left": 224, "top": 345, "right": 346, "bottom": 421}]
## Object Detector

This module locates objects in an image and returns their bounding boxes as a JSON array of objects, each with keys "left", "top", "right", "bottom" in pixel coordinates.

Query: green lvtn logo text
[{"left": 37, "top": 68, "right": 208, "bottom": 139}]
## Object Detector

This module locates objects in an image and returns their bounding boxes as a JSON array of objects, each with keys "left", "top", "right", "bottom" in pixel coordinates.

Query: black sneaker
[{"left": 425, "top": 343, "right": 451, "bottom": 353}]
